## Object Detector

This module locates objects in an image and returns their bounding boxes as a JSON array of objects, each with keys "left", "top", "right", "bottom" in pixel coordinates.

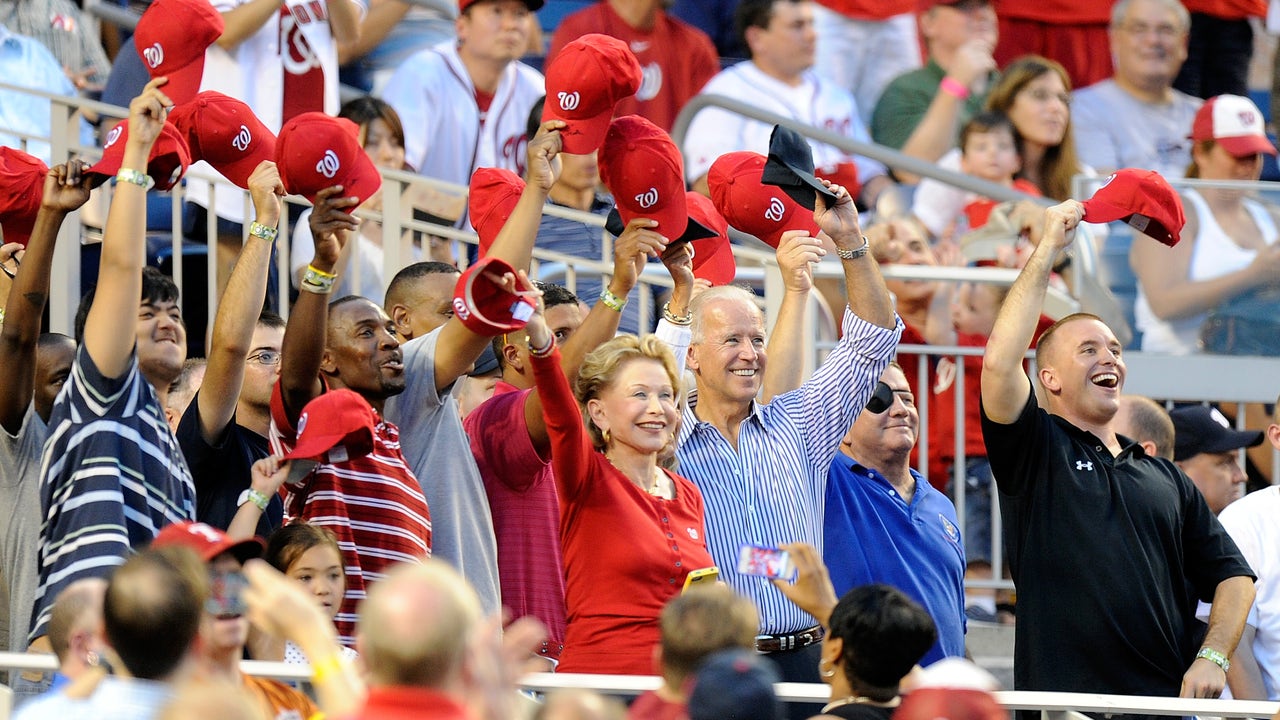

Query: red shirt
[
  {"left": 993, "top": 0, "right": 1112, "bottom": 23},
  {"left": 963, "top": 179, "right": 1041, "bottom": 230},
  {"left": 548, "top": 2, "right": 719, "bottom": 131},
  {"left": 814, "top": 0, "right": 915, "bottom": 20},
  {"left": 347, "top": 687, "right": 468, "bottom": 720},
  {"left": 533, "top": 348, "right": 715, "bottom": 675},
  {"left": 269, "top": 382, "right": 431, "bottom": 644},
  {"left": 1181, "top": 0, "right": 1266, "bottom": 18},
  {"left": 628, "top": 691, "right": 687, "bottom": 720},
  {"left": 464, "top": 381, "right": 567, "bottom": 659}
]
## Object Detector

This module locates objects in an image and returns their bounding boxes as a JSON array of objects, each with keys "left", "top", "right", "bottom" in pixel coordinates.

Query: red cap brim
[{"left": 1217, "top": 134, "right": 1277, "bottom": 158}]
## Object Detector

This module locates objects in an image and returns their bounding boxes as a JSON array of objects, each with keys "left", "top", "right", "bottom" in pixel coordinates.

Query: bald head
[
  {"left": 357, "top": 561, "right": 483, "bottom": 689},
  {"left": 48, "top": 578, "right": 107, "bottom": 665},
  {"left": 1113, "top": 395, "right": 1175, "bottom": 460}
]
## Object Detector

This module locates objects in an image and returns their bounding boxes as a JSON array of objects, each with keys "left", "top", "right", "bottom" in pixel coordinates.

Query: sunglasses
[{"left": 865, "top": 381, "right": 895, "bottom": 414}]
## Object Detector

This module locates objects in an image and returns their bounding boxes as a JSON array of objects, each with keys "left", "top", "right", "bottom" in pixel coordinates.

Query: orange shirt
[{"left": 244, "top": 674, "right": 321, "bottom": 720}]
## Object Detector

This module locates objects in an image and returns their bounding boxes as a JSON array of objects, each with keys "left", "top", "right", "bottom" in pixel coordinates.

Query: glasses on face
[
  {"left": 1024, "top": 87, "right": 1072, "bottom": 107},
  {"left": 1118, "top": 21, "right": 1181, "bottom": 39},
  {"left": 247, "top": 350, "right": 281, "bottom": 365}
]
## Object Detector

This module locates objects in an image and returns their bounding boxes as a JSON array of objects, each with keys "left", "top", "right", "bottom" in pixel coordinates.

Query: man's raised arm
[
  {"left": 981, "top": 201, "right": 1083, "bottom": 424},
  {"left": 814, "top": 180, "right": 895, "bottom": 330},
  {"left": 432, "top": 121, "right": 564, "bottom": 391},
  {"left": 0, "top": 160, "right": 91, "bottom": 433},
  {"left": 195, "top": 161, "right": 282, "bottom": 441}
]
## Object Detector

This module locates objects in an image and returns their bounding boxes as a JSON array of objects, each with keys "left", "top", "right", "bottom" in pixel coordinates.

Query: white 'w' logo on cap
[
  {"left": 232, "top": 125, "right": 251, "bottom": 152},
  {"left": 142, "top": 43, "right": 164, "bottom": 69},
  {"left": 316, "top": 150, "right": 340, "bottom": 178},
  {"left": 635, "top": 187, "right": 659, "bottom": 209},
  {"left": 104, "top": 124, "right": 123, "bottom": 147},
  {"left": 558, "top": 91, "right": 580, "bottom": 111},
  {"left": 764, "top": 196, "right": 785, "bottom": 222}
]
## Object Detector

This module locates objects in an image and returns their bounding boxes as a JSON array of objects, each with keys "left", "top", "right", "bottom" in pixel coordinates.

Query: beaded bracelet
[{"left": 662, "top": 302, "right": 692, "bottom": 326}]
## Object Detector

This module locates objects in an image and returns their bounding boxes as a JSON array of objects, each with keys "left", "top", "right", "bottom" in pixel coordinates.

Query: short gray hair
[
  {"left": 689, "top": 286, "right": 762, "bottom": 344},
  {"left": 1110, "top": 0, "right": 1189, "bottom": 32}
]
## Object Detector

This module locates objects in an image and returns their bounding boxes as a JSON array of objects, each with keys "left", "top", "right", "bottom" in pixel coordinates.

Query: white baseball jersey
[
  {"left": 190, "top": 0, "right": 366, "bottom": 222},
  {"left": 383, "top": 40, "right": 544, "bottom": 229},
  {"left": 682, "top": 60, "right": 886, "bottom": 187}
]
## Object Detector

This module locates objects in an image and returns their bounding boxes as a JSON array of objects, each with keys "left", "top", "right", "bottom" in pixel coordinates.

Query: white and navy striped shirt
[
  {"left": 677, "top": 309, "right": 902, "bottom": 633},
  {"left": 30, "top": 347, "right": 195, "bottom": 642}
]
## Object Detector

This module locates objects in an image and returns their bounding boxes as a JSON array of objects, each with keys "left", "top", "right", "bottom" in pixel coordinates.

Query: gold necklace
[{"left": 821, "top": 696, "right": 900, "bottom": 713}]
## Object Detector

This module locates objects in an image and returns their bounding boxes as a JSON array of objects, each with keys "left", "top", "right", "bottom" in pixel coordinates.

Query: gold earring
[
  {"left": 819, "top": 658, "right": 836, "bottom": 679},
  {"left": 602, "top": 427, "right": 612, "bottom": 445}
]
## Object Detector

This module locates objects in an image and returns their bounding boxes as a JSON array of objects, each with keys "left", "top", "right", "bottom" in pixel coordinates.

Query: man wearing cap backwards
[
  {"left": 677, "top": 176, "right": 900, "bottom": 688},
  {"left": 1071, "top": 0, "right": 1201, "bottom": 178},
  {"left": 384, "top": 0, "right": 545, "bottom": 230},
  {"left": 1194, "top": 399, "right": 1280, "bottom": 700},
  {"left": 681, "top": 0, "right": 895, "bottom": 212},
  {"left": 980, "top": 199, "right": 1255, "bottom": 711},
  {"left": 151, "top": 522, "right": 321, "bottom": 720},
  {"left": 1169, "top": 405, "right": 1263, "bottom": 516},
  {"left": 29, "top": 80, "right": 197, "bottom": 651},
  {"left": 870, "top": 0, "right": 998, "bottom": 183},
  {"left": 0, "top": 155, "right": 89, "bottom": 691}
]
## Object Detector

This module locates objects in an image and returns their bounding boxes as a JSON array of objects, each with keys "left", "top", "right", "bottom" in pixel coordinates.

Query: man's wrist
[
  {"left": 835, "top": 236, "right": 870, "bottom": 261},
  {"left": 1196, "top": 647, "right": 1230, "bottom": 673}
]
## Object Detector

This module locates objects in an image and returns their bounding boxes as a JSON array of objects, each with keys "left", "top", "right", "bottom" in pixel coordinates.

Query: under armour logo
[
  {"left": 635, "top": 187, "right": 659, "bottom": 209},
  {"left": 104, "top": 124, "right": 123, "bottom": 148},
  {"left": 316, "top": 149, "right": 340, "bottom": 178},
  {"left": 764, "top": 196, "right": 785, "bottom": 222},
  {"left": 231, "top": 124, "right": 251, "bottom": 152},
  {"left": 1076, "top": 460, "right": 1093, "bottom": 471},
  {"left": 557, "top": 91, "right": 580, "bottom": 111},
  {"left": 142, "top": 42, "right": 164, "bottom": 69}
]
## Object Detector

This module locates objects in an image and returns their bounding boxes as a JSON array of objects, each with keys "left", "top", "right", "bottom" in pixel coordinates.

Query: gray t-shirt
[
  {"left": 0, "top": 406, "right": 47, "bottom": 652},
  {"left": 1072, "top": 79, "right": 1202, "bottom": 179},
  {"left": 383, "top": 327, "right": 500, "bottom": 614}
]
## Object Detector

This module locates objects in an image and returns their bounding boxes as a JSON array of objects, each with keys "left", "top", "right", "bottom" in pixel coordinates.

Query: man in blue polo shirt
[{"left": 823, "top": 361, "right": 966, "bottom": 664}]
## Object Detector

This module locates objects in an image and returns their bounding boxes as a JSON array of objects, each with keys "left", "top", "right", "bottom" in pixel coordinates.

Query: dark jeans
[
  {"left": 1174, "top": 13, "right": 1252, "bottom": 99},
  {"left": 759, "top": 641, "right": 824, "bottom": 720}
]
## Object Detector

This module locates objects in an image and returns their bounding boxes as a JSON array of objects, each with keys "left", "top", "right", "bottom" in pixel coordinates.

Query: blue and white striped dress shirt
[{"left": 677, "top": 308, "right": 903, "bottom": 633}]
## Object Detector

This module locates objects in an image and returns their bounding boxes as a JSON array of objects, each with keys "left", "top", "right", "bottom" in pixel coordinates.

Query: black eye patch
[{"left": 865, "top": 381, "right": 895, "bottom": 415}]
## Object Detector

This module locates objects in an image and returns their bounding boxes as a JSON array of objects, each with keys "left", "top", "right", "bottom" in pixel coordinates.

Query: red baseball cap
[
  {"left": 685, "top": 192, "right": 736, "bottom": 286},
  {"left": 1082, "top": 169, "right": 1185, "bottom": 247},
  {"left": 452, "top": 256, "right": 536, "bottom": 336},
  {"left": 542, "top": 34, "right": 642, "bottom": 154},
  {"left": 459, "top": 0, "right": 544, "bottom": 12},
  {"left": 285, "top": 389, "right": 378, "bottom": 463},
  {"left": 469, "top": 167, "right": 525, "bottom": 256},
  {"left": 0, "top": 148, "right": 48, "bottom": 246},
  {"left": 598, "top": 115, "right": 688, "bottom": 238},
  {"left": 170, "top": 91, "right": 277, "bottom": 189},
  {"left": 133, "top": 0, "right": 225, "bottom": 106},
  {"left": 894, "top": 688, "right": 1006, "bottom": 720},
  {"left": 708, "top": 151, "right": 820, "bottom": 248},
  {"left": 152, "top": 521, "right": 264, "bottom": 563},
  {"left": 276, "top": 113, "right": 382, "bottom": 205},
  {"left": 1190, "top": 94, "right": 1277, "bottom": 158},
  {"left": 88, "top": 119, "right": 192, "bottom": 191},
  {"left": 917, "top": 0, "right": 990, "bottom": 11}
]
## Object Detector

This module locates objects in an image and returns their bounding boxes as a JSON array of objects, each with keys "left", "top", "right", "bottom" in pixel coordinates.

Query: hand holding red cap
[{"left": 1081, "top": 169, "right": 1185, "bottom": 246}]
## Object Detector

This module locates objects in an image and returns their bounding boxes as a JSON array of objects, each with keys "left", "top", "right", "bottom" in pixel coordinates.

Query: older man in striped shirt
[{"left": 678, "top": 180, "right": 901, "bottom": 690}]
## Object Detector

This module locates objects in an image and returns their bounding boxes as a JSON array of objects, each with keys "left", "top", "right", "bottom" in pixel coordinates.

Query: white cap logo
[
  {"left": 231, "top": 125, "right": 251, "bottom": 152},
  {"left": 557, "top": 91, "right": 580, "bottom": 112},
  {"left": 142, "top": 43, "right": 164, "bottom": 69},
  {"left": 297, "top": 411, "right": 309, "bottom": 435},
  {"left": 635, "top": 187, "right": 659, "bottom": 209},
  {"left": 764, "top": 196, "right": 785, "bottom": 222},
  {"left": 452, "top": 296, "right": 471, "bottom": 321},
  {"left": 104, "top": 124, "right": 123, "bottom": 148},
  {"left": 316, "top": 150, "right": 340, "bottom": 179}
]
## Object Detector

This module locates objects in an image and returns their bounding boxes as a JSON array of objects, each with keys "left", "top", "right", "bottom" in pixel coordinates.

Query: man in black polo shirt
[{"left": 979, "top": 200, "right": 1255, "bottom": 711}]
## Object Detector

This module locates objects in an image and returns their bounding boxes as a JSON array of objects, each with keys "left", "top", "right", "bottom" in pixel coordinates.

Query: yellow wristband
[
  {"left": 599, "top": 288, "right": 626, "bottom": 313},
  {"left": 310, "top": 654, "right": 345, "bottom": 685},
  {"left": 306, "top": 264, "right": 337, "bottom": 280}
]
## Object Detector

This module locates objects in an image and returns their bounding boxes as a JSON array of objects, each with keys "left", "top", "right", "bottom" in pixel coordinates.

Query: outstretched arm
[
  {"left": 814, "top": 180, "right": 895, "bottom": 330},
  {"left": 431, "top": 121, "right": 565, "bottom": 392},
  {"left": 278, "top": 186, "right": 357, "bottom": 423},
  {"left": 0, "top": 160, "right": 91, "bottom": 433},
  {"left": 83, "top": 78, "right": 169, "bottom": 381},
  {"left": 522, "top": 218, "right": 664, "bottom": 453},
  {"left": 981, "top": 201, "right": 1083, "bottom": 424},
  {"left": 1182, "top": 575, "right": 1255, "bottom": 698},
  {"left": 226, "top": 455, "right": 289, "bottom": 540},
  {"left": 762, "top": 230, "right": 824, "bottom": 403},
  {"left": 196, "top": 161, "right": 282, "bottom": 442}
]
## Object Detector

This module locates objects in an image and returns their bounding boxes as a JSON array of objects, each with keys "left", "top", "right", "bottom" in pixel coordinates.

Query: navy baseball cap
[{"left": 1170, "top": 405, "right": 1263, "bottom": 462}]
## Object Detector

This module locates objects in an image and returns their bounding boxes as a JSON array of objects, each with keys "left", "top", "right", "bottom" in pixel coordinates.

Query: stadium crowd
[{"left": 2, "top": 0, "right": 1280, "bottom": 719}]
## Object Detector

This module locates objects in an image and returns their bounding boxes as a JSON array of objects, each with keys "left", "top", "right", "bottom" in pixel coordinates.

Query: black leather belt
[{"left": 755, "top": 625, "right": 824, "bottom": 653}]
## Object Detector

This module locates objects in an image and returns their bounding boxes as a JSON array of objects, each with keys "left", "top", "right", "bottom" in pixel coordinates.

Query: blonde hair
[
  {"left": 574, "top": 334, "right": 681, "bottom": 450},
  {"left": 985, "top": 55, "right": 1079, "bottom": 201}
]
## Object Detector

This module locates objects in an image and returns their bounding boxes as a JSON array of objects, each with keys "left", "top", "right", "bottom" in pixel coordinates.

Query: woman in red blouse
[{"left": 526, "top": 304, "right": 716, "bottom": 675}]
